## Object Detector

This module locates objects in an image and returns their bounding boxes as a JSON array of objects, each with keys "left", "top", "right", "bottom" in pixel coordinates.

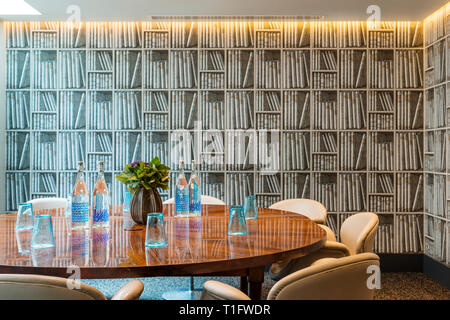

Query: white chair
[
  {"left": 0, "top": 274, "right": 144, "bottom": 300},
  {"left": 201, "top": 253, "right": 380, "bottom": 300},
  {"left": 269, "top": 212, "right": 379, "bottom": 280},
  {"left": 163, "top": 195, "right": 225, "bottom": 205},
  {"left": 27, "top": 197, "right": 67, "bottom": 211},
  {"left": 269, "top": 199, "right": 327, "bottom": 224},
  {"left": 27, "top": 197, "right": 68, "bottom": 217}
]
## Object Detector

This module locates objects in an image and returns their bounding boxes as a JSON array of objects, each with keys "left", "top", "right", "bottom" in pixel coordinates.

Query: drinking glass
[
  {"left": 243, "top": 196, "right": 258, "bottom": 220},
  {"left": 16, "top": 203, "right": 34, "bottom": 231},
  {"left": 145, "top": 213, "right": 167, "bottom": 247},
  {"left": 31, "top": 215, "right": 55, "bottom": 249},
  {"left": 123, "top": 188, "right": 134, "bottom": 229},
  {"left": 228, "top": 206, "right": 247, "bottom": 236}
]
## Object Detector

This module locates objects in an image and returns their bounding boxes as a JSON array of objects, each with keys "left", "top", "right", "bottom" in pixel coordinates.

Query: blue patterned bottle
[
  {"left": 189, "top": 160, "right": 201, "bottom": 216},
  {"left": 175, "top": 160, "right": 189, "bottom": 216},
  {"left": 92, "top": 161, "right": 110, "bottom": 228},
  {"left": 71, "top": 161, "right": 90, "bottom": 229}
]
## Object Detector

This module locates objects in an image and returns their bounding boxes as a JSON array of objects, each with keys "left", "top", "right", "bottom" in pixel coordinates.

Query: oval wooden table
[{"left": 0, "top": 204, "right": 326, "bottom": 299}]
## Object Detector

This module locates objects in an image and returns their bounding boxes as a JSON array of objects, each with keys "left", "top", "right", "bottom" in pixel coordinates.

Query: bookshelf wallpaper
[
  {"left": 3, "top": 19, "right": 428, "bottom": 255},
  {"left": 424, "top": 4, "right": 449, "bottom": 266}
]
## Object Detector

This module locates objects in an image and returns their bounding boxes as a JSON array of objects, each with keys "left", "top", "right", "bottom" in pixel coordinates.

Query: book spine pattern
[{"left": 3, "top": 20, "right": 437, "bottom": 258}]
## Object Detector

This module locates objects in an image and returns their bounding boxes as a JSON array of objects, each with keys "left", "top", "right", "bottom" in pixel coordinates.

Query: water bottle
[
  {"left": 92, "top": 161, "right": 110, "bottom": 228},
  {"left": 189, "top": 160, "right": 201, "bottom": 216},
  {"left": 71, "top": 161, "right": 90, "bottom": 229},
  {"left": 175, "top": 160, "right": 189, "bottom": 216}
]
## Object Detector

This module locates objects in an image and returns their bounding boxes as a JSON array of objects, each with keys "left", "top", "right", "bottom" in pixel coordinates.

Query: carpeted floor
[
  {"left": 373, "top": 272, "right": 449, "bottom": 300},
  {"left": 82, "top": 272, "right": 449, "bottom": 300}
]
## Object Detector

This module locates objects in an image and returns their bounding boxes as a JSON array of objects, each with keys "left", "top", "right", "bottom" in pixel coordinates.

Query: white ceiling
[{"left": 0, "top": 0, "right": 447, "bottom": 21}]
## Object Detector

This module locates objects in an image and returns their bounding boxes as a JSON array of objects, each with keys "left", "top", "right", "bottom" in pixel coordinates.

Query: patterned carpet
[{"left": 82, "top": 272, "right": 449, "bottom": 300}]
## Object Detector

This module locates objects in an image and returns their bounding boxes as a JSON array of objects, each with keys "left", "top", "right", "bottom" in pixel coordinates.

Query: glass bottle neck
[
  {"left": 97, "top": 171, "right": 104, "bottom": 182},
  {"left": 76, "top": 169, "right": 85, "bottom": 181}
]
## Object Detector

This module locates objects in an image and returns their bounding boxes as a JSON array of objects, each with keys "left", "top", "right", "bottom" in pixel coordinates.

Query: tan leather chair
[
  {"left": 163, "top": 195, "right": 225, "bottom": 205},
  {"left": 201, "top": 253, "right": 380, "bottom": 300},
  {"left": 269, "top": 199, "right": 327, "bottom": 224},
  {"left": 270, "top": 212, "right": 379, "bottom": 280},
  {"left": 0, "top": 274, "right": 144, "bottom": 300}
]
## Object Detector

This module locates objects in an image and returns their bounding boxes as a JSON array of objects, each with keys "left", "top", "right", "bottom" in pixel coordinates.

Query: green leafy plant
[{"left": 116, "top": 157, "right": 170, "bottom": 194}]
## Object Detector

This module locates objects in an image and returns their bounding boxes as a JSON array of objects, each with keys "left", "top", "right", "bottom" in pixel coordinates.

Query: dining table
[{"left": 0, "top": 204, "right": 326, "bottom": 299}]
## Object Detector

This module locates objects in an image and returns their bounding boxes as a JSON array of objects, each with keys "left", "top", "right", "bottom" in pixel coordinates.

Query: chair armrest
[
  {"left": 269, "top": 241, "right": 351, "bottom": 281},
  {"left": 321, "top": 241, "right": 351, "bottom": 256},
  {"left": 311, "top": 257, "right": 338, "bottom": 266},
  {"left": 201, "top": 280, "right": 251, "bottom": 300},
  {"left": 111, "top": 280, "right": 144, "bottom": 300},
  {"left": 319, "top": 225, "right": 337, "bottom": 242}
]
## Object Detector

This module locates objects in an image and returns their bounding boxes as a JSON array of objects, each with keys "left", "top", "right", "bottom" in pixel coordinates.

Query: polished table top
[{"left": 0, "top": 205, "right": 326, "bottom": 278}]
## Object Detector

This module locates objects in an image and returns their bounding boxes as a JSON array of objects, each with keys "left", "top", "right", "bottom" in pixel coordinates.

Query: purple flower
[
  {"left": 129, "top": 160, "right": 150, "bottom": 167},
  {"left": 129, "top": 161, "right": 140, "bottom": 167}
]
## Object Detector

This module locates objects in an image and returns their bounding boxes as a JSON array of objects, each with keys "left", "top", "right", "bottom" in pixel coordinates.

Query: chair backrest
[
  {"left": 339, "top": 212, "right": 379, "bottom": 255},
  {"left": 0, "top": 274, "right": 106, "bottom": 300},
  {"left": 267, "top": 253, "right": 380, "bottom": 300},
  {"left": 27, "top": 198, "right": 67, "bottom": 211},
  {"left": 269, "top": 199, "right": 327, "bottom": 224},
  {"left": 163, "top": 195, "right": 225, "bottom": 205}
]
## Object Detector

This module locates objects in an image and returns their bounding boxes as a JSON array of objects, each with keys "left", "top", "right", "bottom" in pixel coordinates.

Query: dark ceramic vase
[{"left": 130, "top": 187, "right": 163, "bottom": 225}]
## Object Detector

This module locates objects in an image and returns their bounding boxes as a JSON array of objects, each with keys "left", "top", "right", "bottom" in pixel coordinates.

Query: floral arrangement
[{"left": 116, "top": 157, "right": 170, "bottom": 194}]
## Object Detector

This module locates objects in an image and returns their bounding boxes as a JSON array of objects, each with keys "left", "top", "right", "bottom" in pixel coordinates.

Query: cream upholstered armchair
[
  {"left": 0, "top": 274, "right": 144, "bottom": 300},
  {"left": 27, "top": 197, "right": 67, "bottom": 211},
  {"left": 269, "top": 211, "right": 379, "bottom": 280},
  {"left": 201, "top": 253, "right": 380, "bottom": 300},
  {"left": 163, "top": 195, "right": 225, "bottom": 205},
  {"left": 269, "top": 199, "right": 327, "bottom": 224}
]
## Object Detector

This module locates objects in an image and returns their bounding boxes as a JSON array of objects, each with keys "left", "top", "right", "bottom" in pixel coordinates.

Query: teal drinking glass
[
  {"left": 31, "top": 215, "right": 55, "bottom": 249},
  {"left": 228, "top": 206, "right": 247, "bottom": 236},
  {"left": 145, "top": 213, "right": 167, "bottom": 247},
  {"left": 123, "top": 188, "right": 134, "bottom": 229},
  {"left": 16, "top": 203, "right": 34, "bottom": 231},
  {"left": 243, "top": 196, "right": 258, "bottom": 220}
]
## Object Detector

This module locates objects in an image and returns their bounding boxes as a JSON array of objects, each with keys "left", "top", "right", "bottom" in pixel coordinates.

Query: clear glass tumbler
[
  {"left": 243, "top": 196, "right": 258, "bottom": 220},
  {"left": 31, "top": 215, "right": 55, "bottom": 249},
  {"left": 16, "top": 203, "right": 34, "bottom": 231},
  {"left": 145, "top": 213, "right": 167, "bottom": 247},
  {"left": 123, "top": 188, "right": 134, "bottom": 229},
  {"left": 228, "top": 206, "right": 247, "bottom": 236}
]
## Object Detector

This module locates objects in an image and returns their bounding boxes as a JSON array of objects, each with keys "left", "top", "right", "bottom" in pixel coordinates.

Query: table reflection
[
  {"left": 31, "top": 247, "right": 55, "bottom": 267},
  {"left": 0, "top": 205, "right": 325, "bottom": 271},
  {"left": 92, "top": 228, "right": 110, "bottom": 266},
  {"left": 16, "top": 229, "right": 32, "bottom": 255}
]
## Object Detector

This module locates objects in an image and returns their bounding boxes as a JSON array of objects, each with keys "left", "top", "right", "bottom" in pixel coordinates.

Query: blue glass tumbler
[
  {"left": 228, "top": 206, "right": 247, "bottom": 236},
  {"left": 243, "top": 196, "right": 258, "bottom": 220},
  {"left": 31, "top": 215, "right": 55, "bottom": 249},
  {"left": 16, "top": 203, "right": 34, "bottom": 231},
  {"left": 145, "top": 213, "right": 167, "bottom": 247}
]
